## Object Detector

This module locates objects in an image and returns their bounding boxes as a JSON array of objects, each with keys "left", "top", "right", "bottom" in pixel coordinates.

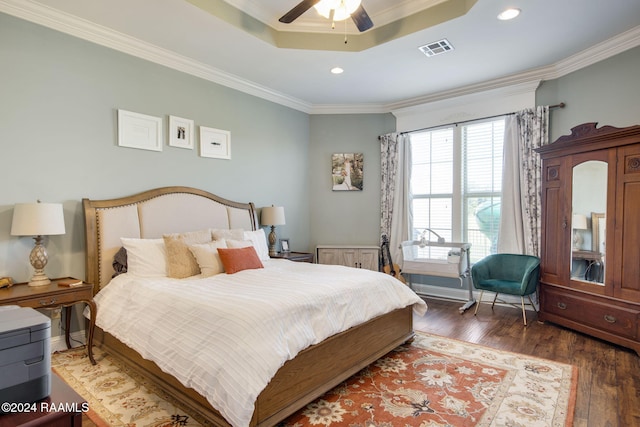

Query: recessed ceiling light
[
  {"left": 497, "top": 8, "right": 520, "bottom": 20},
  {"left": 331, "top": 67, "right": 344, "bottom": 74}
]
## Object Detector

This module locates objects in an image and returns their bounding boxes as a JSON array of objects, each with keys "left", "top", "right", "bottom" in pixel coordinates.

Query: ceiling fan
[{"left": 279, "top": 0, "right": 374, "bottom": 32}]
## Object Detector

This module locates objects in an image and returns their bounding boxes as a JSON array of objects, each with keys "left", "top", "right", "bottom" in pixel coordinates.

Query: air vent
[{"left": 418, "top": 39, "right": 454, "bottom": 57}]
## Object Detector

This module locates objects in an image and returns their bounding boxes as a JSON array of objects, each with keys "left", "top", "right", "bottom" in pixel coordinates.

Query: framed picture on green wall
[
  {"left": 200, "top": 126, "right": 231, "bottom": 159},
  {"left": 169, "top": 115, "right": 194, "bottom": 149},
  {"left": 332, "top": 153, "right": 363, "bottom": 191},
  {"left": 117, "top": 109, "right": 163, "bottom": 152}
]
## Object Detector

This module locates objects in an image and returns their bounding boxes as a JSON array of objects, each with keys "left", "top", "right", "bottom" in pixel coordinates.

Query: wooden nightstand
[
  {"left": 270, "top": 251, "right": 315, "bottom": 263},
  {"left": 0, "top": 278, "right": 96, "bottom": 365}
]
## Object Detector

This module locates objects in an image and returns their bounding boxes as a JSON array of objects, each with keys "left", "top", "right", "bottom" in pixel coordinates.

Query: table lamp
[
  {"left": 261, "top": 206, "right": 286, "bottom": 256},
  {"left": 11, "top": 201, "right": 66, "bottom": 286}
]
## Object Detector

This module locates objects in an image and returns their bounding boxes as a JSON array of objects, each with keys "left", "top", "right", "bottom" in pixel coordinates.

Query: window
[{"left": 409, "top": 118, "right": 505, "bottom": 262}]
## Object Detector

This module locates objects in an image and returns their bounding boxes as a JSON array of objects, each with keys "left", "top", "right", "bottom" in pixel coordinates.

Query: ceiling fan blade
[
  {"left": 279, "top": 0, "right": 321, "bottom": 24},
  {"left": 351, "top": 4, "right": 373, "bottom": 32}
]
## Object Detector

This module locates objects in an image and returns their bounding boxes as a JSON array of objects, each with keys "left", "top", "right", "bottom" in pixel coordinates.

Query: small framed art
[
  {"left": 117, "top": 109, "right": 163, "bottom": 152},
  {"left": 169, "top": 115, "right": 194, "bottom": 149},
  {"left": 332, "top": 153, "right": 363, "bottom": 191},
  {"left": 280, "top": 239, "right": 290, "bottom": 253},
  {"left": 200, "top": 126, "right": 231, "bottom": 159}
]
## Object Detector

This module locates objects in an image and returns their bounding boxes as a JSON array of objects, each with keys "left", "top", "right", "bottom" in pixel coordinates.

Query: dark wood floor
[{"left": 413, "top": 296, "right": 640, "bottom": 427}]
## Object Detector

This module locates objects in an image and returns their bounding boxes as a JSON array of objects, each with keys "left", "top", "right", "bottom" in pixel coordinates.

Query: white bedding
[{"left": 93, "top": 259, "right": 427, "bottom": 427}]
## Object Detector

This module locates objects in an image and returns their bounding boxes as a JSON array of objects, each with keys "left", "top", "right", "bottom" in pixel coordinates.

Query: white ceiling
[{"left": 3, "top": 0, "right": 640, "bottom": 113}]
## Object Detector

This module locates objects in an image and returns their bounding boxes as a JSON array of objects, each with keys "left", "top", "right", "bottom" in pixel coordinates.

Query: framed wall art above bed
[
  {"left": 169, "top": 115, "right": 194, "bottom": 149},
  {"left": 117, "top": 109, "right": 163, "bottom": 152},
  {"left": 200, "top": 126, "right": 231, "bottom": 159}
]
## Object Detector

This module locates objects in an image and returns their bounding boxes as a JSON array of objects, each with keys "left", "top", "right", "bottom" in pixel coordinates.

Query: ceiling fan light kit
[
  {"left": 280, "top": 0, "right": 373, "bottom": 32},
  {"left": 315, "top": 0, "right": 361, "bottom": 21}
]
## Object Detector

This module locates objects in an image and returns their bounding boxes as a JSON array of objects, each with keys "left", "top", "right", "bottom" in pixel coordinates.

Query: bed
[{"left": 82, "top": 186, "right": 427, "bottom": 427}]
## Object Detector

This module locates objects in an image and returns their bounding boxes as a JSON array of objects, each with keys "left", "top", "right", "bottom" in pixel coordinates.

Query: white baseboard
[
  {"left": 50, "top": 330, "right": 86, "bottom": 353},
  {"left": 411, "top": 283, "right": 538, "bottom": 312}
]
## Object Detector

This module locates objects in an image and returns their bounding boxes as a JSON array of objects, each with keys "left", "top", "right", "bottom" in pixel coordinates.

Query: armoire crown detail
[{"left": 626, "top": 156, "right": 640, "bottom": 172}]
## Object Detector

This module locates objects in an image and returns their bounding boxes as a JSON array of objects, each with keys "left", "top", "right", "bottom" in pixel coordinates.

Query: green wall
[
  {"left": 0, "top": 13, "right": 310, "bottom": 286},
  {"left": 309, "top": 114, "right": 396, "bottom": 251},
  {"left": 538, "top": 46, "right": 640, "bottom": 139}
]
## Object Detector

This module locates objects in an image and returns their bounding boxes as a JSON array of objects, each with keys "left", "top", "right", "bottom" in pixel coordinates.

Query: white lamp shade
[
  {"left": 572, "top": 214, "right": 588, "bottom": 230},
  {"left": 261, "top": 206, "right": 286, "bottom": 226},
  {"left": 11, "top": 203, "right": 66, "bottom": 236}
]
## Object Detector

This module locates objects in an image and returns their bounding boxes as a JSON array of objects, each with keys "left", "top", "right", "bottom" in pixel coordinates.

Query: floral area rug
[
  {"left": 279, "top": 333, "right": 577, "bottom": 427},
  {"left": 51, "top": 332, "right": 576, "bottom": 427},
  {"left": 51, "top": 346, "right": 204, "bottom": 426}
]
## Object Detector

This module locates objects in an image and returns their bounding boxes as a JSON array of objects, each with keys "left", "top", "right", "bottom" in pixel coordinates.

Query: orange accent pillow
[{"left": 217, "top": 246, "right": 264, "bottom": 274}]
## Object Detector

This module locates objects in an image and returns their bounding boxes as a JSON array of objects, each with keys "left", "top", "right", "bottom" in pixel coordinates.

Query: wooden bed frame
[{"left": 83, "top": 186, "right": 415, "bottom": 427}]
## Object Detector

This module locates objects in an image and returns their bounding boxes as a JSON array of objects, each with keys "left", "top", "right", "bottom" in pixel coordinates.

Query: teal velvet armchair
[{"left": 471, "top": 254, "right": 540, "bottom": 325}]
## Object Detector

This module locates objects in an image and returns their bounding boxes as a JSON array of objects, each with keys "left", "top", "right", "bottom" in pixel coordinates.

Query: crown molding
[
  {"left": 0, "top": 0, "right": 313, "bottom": 113},
  {"left": 2, "top": 0, "right": 638, "bottom": 116},
  {"left": 380, "top": 25, "right": 640, "bottom": 113},
  {"left": 309, "top": 104, "right": 390, "bottom": 115},
  {"left": 541, "top": 24, "right": 640, "bottom": 80}
]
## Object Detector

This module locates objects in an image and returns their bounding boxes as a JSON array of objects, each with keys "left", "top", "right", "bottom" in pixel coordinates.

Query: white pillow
[
  {"left": 120, "top": 238, "right": 167, "bottom": 277},
  {"left": 243, "top": 229, "right": 271, "bottom": 261},
  {"left": 226, "top": 239, "right": 253, "bottom": 249},
  {"left": 189, "top": 240, "right": 228, "bottom": 277},
  {"left": 211, "top": 228, "right": 245, "bottom": 241}
]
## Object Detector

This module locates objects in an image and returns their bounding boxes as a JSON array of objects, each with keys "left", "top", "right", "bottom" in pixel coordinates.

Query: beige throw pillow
[
  {"left": 163, "top": 229, "right": 213, "bottom": 278},
  {"left": 189, "top": 240, "right": 228, "bottom": 277}
]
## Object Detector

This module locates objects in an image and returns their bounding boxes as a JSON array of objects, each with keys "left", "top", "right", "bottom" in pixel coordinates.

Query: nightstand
[
  {"left": 0, "top": 278, "right": 96, "bottom": 365},
  {"left": 270, "top": 251, "right": 315, "bottom": 263}
]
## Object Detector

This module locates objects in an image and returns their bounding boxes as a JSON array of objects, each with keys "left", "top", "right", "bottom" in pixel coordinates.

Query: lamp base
[
  {"left": 28, "top": 273, "right": 51, "bottom": 287},
  {"left": 28, "top": 236, "right": 51, "bottom": 286},
  {"left": 572, "top": 230, "right": 584, "bottom": 251},
  {"left": 268, "top": 225, "right": 278, "bottom": 257}
]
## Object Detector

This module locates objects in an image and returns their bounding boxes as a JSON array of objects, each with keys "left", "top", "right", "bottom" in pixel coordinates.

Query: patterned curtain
[
  {"left": 380, "top": 133, "right": 411, "bottom": 265},
  {"left": 498, "top": 106, "right": 549, "bottom": 257}
]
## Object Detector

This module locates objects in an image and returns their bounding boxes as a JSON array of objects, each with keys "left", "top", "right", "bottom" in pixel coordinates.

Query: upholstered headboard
[{"left": 83, "top": 186, "right": 258, "bottom": 291}]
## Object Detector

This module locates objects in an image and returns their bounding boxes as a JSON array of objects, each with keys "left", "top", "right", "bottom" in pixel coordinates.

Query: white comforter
[{"left": 94, "top": 259, "right": 427, "bottom": 427}]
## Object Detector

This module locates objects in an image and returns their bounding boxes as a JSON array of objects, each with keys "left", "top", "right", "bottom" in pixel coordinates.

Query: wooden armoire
[{"left": 536, "top": 122, "right": 640, "bottom": 355}]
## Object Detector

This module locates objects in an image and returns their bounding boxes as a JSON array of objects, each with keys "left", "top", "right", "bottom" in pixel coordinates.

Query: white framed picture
[
  {"left": 200, "top": 126, "right": 231, "bottom": 159},
  {"left": 117, "top": 109, "right": 163, "bottom": 152},
  {"left": 168, "top": 115, "right": 194, "bottom": 149}
]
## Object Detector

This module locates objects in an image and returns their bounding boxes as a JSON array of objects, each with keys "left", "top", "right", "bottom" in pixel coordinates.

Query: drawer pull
[
  {"left": 604, "top": 314, "right": 617, "bottom": 323},
  {"left": 557, "top": 302, "right": 567, "bottom": 310},
  {"left": 39, "top": 298, "right": 57, "bottom": 306}
]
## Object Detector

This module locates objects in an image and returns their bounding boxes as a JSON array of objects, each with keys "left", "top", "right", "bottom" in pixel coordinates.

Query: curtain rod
[{"left": 381, "top": 103, "right": 565, "bottom": 139}]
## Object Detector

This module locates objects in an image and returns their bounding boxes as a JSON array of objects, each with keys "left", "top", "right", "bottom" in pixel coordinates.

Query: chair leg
[
  {"left": 474, "top": 290, "right": 484, "bottom": 315},
  {"left": 521, "top": 296, "right": 527, "bottom": 326},
  {"left": 527, "top": 294, "right": 538, "bottom": 313},
  {"left": 490, "top": 292, "right": 499, "bottom": 310}
]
